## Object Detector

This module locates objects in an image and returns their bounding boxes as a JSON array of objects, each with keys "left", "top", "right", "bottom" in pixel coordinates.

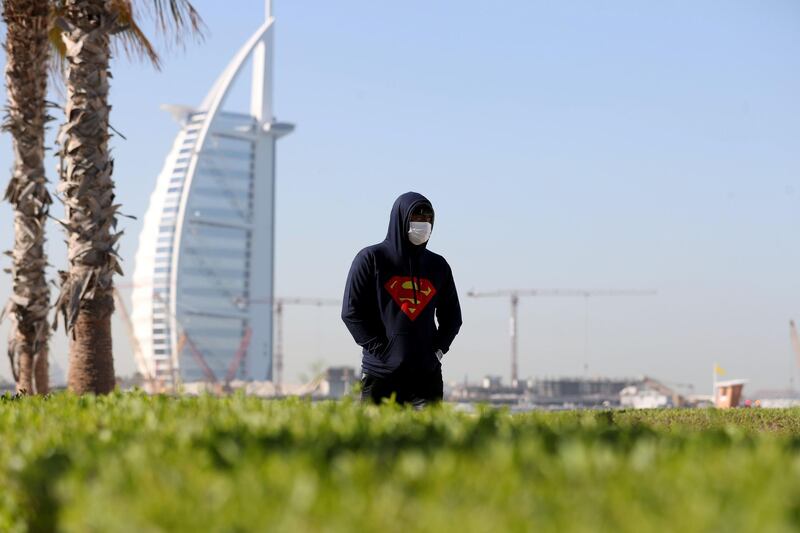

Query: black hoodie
[{"left": 342, "top": 192, "right": 462, "bottom": 378}]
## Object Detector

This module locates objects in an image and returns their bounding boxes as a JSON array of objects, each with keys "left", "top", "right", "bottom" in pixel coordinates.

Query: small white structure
[{"left": 619, "top": 385, "right": 672, "bottom": 409}]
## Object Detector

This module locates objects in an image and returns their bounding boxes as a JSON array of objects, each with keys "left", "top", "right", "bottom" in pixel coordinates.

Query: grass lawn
[{"left": 1, "top": 393, "right": 799, "bottom": 532}]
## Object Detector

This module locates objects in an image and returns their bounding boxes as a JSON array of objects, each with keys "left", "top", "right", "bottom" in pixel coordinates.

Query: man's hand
[{"left": 435, "top": 349, "right": 444, "bottom": 362}]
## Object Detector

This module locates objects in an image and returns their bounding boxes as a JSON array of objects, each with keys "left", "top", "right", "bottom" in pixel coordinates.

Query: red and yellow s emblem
[{"left": 384, "top": 276, "right": 437, "bottom": 320}]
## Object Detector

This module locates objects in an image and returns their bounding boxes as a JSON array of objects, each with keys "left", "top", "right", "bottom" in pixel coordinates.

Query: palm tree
[
  {"left": 2, "top": 0, "right": 53, "bottom": 395},
  {"left": 53, "top": 0, "right": 201, "bottom": 394}
]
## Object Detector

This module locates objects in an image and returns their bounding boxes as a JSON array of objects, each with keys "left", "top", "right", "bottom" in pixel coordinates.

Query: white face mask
[{"left": 408, "top": 221, "right": 432, "bottom": 245}]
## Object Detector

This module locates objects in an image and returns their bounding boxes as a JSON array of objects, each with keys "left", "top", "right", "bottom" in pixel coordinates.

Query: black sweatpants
[{"left": 360, "top": 367, "right": 443, "bottom": 408}]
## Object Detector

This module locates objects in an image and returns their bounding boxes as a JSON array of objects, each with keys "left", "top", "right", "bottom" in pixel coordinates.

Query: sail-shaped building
[{"left": 131, "top": 2, "right": 292, "bottom": 388}]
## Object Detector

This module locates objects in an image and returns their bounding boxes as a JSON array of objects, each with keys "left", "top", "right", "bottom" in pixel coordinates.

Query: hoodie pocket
[
  {"left": 378, "top": 333, "right": 423, "bottom": 369},
  {"left": 380, "top": 333, "right": 412, "bottom": 365},
  {"left": 378, "top": 335, "right": 398, "bottom": 362}
]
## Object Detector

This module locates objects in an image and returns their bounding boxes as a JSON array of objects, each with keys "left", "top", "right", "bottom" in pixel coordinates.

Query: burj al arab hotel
[{"left": 131, "top": 2, "right": 292, "bottom": 388}]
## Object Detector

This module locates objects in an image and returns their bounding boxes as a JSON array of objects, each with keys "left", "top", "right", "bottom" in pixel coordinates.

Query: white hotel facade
[{"left": 131, "top": 2, "right": 292, "bottom": 388}]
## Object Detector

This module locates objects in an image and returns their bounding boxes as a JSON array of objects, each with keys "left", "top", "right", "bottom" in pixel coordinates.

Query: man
[{"left": 342, "top": 192, "right": 462, "bottom": 406}]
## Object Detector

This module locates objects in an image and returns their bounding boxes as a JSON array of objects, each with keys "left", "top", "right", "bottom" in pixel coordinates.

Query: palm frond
[
  {"left": 110, "top": 0, "right": 161, "bottom": 68},
  {"left": 47, "top": 10, "right": 67, "bottom": 83},
  {"left": 106, "top": 0, "right": 204, "bottom": 69},
  {"left": 147, "top": 0, "right": 203, "bottom": 38}
]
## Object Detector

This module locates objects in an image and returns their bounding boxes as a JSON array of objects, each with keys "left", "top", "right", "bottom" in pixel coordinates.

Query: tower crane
[
  {"left": 274, "top": 298, "right": 340, "bottom": 395},
  {"left": 247, "top": 297, "right": 340, "bottom": 395},
  {"left": 467, "top": 288, "right": 657, "bottom": 385},
  {"left": 112, "top": 288, "right": 159, "bottom": 392},
  {"left": 116, "top": 282, "right": 238, "bottom": 394}
]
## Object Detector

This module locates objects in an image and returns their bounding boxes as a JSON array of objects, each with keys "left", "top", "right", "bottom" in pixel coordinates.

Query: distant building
[
  {"left": 749, "top": 389, "right": 800, "bottom": 408},
  {"left": 620, "top": 385, "right": 672, "bottom": 409},
  {"left": 714, "top": 379, "right": 747, "bottom": 408},
  {"left": 621, "top": 376, "right": 688, "bottom": 408},
  {"left": 482, "top": 376, "right": 503, "bottom": 389},
  {"left": 449, "top": 375, "right": 643, "bottom": 408},
  {"left": 131, "top": 5, "right": 292, "bottom": 389},
  {"left": 531, "top": 377, "right": 635, "bottom": 405},
  {"left": 320, "top": 367, "right": 359, "bottom": 399}
]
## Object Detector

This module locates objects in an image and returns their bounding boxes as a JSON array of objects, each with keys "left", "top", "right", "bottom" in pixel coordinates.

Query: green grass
[{"left": 1, "top": 394, "right": 800, "bottom": 532}]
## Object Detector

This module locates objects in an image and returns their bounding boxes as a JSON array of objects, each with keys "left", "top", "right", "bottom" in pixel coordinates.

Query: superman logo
[{"left": 384, "top": 276, "right": 437, "bottom": 321}]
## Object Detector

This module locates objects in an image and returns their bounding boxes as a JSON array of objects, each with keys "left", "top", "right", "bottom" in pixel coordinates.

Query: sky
[{"left": 0, "top": 0, "right": 798, "bottom": 395}]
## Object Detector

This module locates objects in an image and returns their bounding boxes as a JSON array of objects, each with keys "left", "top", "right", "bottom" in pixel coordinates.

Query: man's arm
[
  {"left": 434, "top": 261, "right": 462, "bottom": 355},
  {"left": 341, "top": 250, "right": 388, "bottom": 354}
]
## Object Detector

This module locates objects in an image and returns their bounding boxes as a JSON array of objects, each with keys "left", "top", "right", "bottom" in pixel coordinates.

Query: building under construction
[{"left": 448, "top": 375, "right": 686, "bottom": 409}]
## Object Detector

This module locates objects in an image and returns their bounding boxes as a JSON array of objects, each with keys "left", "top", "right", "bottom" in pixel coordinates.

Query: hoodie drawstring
[{"left": 408, "top": 258, "right": 419, "bottom": 307}]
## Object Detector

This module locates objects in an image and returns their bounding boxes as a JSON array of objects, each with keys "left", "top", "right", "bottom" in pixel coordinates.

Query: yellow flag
[{"left": 714, "top": 363, "right": 726, "bottom": 376}]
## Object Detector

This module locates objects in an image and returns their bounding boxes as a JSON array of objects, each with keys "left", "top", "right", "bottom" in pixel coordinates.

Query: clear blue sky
[{"left": 1, "top": 0, "right": 798, "bottom": 394}]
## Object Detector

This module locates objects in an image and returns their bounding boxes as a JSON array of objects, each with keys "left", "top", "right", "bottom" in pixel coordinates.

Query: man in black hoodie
[{"left": 342, "top": 192, "right": 462, "bottom": 406}]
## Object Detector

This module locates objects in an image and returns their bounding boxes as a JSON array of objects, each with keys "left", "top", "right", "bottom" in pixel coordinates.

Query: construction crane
[
  {"left": 224, "top": 327, "right": 253, "bottom": 388},
  {"left": 116, "top": 282, "right": 246, "bottom": 394},
  {"left": 112, "top": 288, "right": 159, "bottom": 392},
  {"left": 467, "top": 288, "right": 657, "bottom": 385},
  {"left": 244, "top": 296, "right": 340, "bottom": 394},
  {"left": 157, "top": 307, "right": 255, "bottom": 393},
  {"left": 115, "top": 282, "right": 182, "bottom": 392},
  {"left": 181, "top": 330, "right": 221, "bottom": 388},
  {"left": 273, "top": 297, "right": 340, "bottom": 395}
]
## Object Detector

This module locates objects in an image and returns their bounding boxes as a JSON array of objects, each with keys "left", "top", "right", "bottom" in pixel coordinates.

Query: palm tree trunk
[
  {"left": 55, "top": 0, "right": 119, "bottom": 394},
  {"left": 16, "top": 332, "right": 33, "bottom": 394},
  {"left": 34, "top": 345, "right": 48, "bottom": 394},
  {"left": 1, "top": 0, "right": 52, "bottom": 396}
]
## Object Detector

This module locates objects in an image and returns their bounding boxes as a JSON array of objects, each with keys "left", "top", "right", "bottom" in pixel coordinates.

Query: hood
[{"left": 384, "top": 191, "right": 434, "bottom": 258}]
